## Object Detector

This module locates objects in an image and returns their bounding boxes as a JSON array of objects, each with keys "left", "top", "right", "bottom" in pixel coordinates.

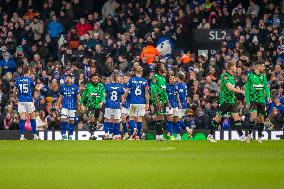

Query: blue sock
[
  {"left": 114, "top": 123, "right": 120, "bottom": 135},
  {"left": 61, "top": 122, "right": 67, "bottom": 135},
  {"left": 129, "top": 120, "right": 136, "bottom": 135},
  {"left": 137, "top": 122, "right": 142, "bottom": 136},
  {"left": 167, "top": 121, "right": 174, "bottom": 135},
  {"left": 109, "top": 123, "right": 114, "bottom": 135},
  {"left": 69, "top": 124, "right": 75, "bottom": 136},
  {"left": 180, "top": 120, "right": 186, "bottom": 130},
  {"left": 104, "top": 122, "right": 109, "bottom": 134},
  {"left": 175, "top": 121, "right": 181, "bottom": 134},
  {"left": 122, "top": 122, "right": 128, "bottom": 134},
  {"left": 30, "top": 119, "right": 36, "bottom": 134},
  {"left": 19, "top": 119, "right": 25, "bottom": 135}
]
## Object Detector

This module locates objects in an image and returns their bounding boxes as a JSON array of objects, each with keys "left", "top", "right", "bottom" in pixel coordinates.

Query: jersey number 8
[{"left": 111, "top": 91, "right": 118, "bottom": 101}]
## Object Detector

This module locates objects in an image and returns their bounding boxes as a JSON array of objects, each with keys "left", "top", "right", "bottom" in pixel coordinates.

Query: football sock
[
  {"left": 122, "top": 122, "right": 128, "bottom": 134},
  {"left": 89, "top": 122, "right": 95, "bottom": 136},
  {"left": 156, "top": 120, "right": 163, "bottom": 135},
  {"left": 129, "top": 120, "right": 136, "bottom": 135},
  {"left": 104, "top": 122, "right": 109, "bottom": 134},
  {"left": 69, "top": 123, "right": 75, "bottom": 136},
  {"left": 137, "top": 122, "right": 142, "bottom": 136},
  {"left": 113, "top": 123, "right": 120, "bottom": 135},
  {"left": 109, "top": 123, "right": 114, "bottom": 135},
  {"left": 248, "top": 120, "right": 255, "bottom": 134},
  {"left": 61, "top": 121, "right": 67, "bottom": 135},
  {"left": 180, "top": 120, "right": 186, "bottom": 130},
  {"left": 233, "top": 120, "right": 243, "bottom": 137},
  {"left": 30, "top": 119, "right": 36, "bottom": 135},
  {"left": 175, "top": 121, "right": 181, "bottom": 134},
  {"left": 209, "top": 120, "right": 218, "bottom": 135},
  {"left": 19, "top": 119, "right": 25, "bottom": 135},
  {"left": 257, "top": 122, "right": 264, "bottom": 138},
  {"left": 166, "top": 121, "right": 174, "bottom": 135}
]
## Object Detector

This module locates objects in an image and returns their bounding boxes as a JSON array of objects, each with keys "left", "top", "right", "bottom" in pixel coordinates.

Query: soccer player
[
  {"left": 176, "top": 72, "right": 191, "bottom": 140},
  {"left": 15, "top": 66, "right": 39, "bottom": 140},
  {"left": 150, "top": 63, "right": 169, "bottom": 141},
  {"left": 80, "top": 73, "right": 105, "bottom": 140},
  {"left": 121, "top": 75, "right": 130, "bottom": 140},
  {"left": 104, "top": 74, "right": 125, "bottom": 140},
  {"left": 166, "top": 74, "right": 181, "bottom": 140},
  {"left": 245, "top": 61, "right": 271, "bottom": 143},
  {"left": 58, "top": 74, "right": 81, "bottom": 140},
  {"left": 125, "top": 65, "right": 149, "bottom": 140},
  {"left": 207, "top": 61, "right": 246, "bottom": 143}
]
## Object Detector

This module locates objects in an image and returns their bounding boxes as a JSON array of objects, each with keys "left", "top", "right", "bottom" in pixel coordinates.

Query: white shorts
[
  {"left": 121, "top": 107, "right": 129, "bottom": 116},
  {"left": 18, "top": 102, "right": 35, "bottom": 114},
  {"left": 104, "top": 108, "right": 121, "bottom": 120},
  {"left": 166, "top": 107, "right": 179, "bottom": 117},
  {"left": 129, "top": 104, "right": 146, "bottom": 117},
  {"left": 178, "top": 109, "right": 186, "bottom": 118},
  {"left": 61, "top": 108, "right": 76, "bottom": 119}
]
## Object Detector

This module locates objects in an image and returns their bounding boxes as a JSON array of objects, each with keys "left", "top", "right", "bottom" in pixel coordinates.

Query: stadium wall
[{"left": 0, "top": 130, "right": 283, "bottom": 140}]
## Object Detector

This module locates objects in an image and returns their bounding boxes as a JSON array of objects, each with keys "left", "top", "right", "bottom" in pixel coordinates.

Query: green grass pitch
[{"left": 0, "top": 140, "right": 283, "bottom": 189}]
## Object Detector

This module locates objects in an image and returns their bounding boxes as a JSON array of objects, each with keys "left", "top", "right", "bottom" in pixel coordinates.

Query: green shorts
[
  {"left": 217, "top": 103, "right": 238, "bottom": 116},
  {"left": 250, "top": 102, "right": 266, "bottom": 115}
]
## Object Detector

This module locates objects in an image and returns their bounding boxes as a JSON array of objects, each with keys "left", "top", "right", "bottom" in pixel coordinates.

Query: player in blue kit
[
  {"left": 121, "top": 75, "right": 130, "bottom": 140},
  {"left": 104, "top": 74, "right": 126, "bottom": 140},
  {"left": 58, "top": 74, "right": 81, "bottom": 140},
  {"left": 124, "top": 66, "right": 149, "bottom": 140},
  {"left": 166, "top": 74, "right": 181, "bottom": 140},
  {"left": 15, "top": 67, "right": 40, "bottom": 140},
  {"left": 176, "top": 72, "right": 192, "bottom": 140}
]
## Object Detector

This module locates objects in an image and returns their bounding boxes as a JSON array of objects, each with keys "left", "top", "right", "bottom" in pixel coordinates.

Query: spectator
[
  {"left": 0, "top": 52, "right": 16, "bottom": 76},
  {"left": 140, "top": 42, "right": 160, "bottom": 64},
  {"left": 36, "top": 110, "right": 48, "bottom": 131},
  {"left": 75, "top": 17, "right": 93, "bottom": 37}
]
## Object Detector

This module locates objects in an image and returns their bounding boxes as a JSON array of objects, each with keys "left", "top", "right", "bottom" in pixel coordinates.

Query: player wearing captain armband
[
  {"left": 80, "top": 73, "right": 105, "bottom": 140},
  {"left": 124, "top": 65, "right": 150, "bottom": 140},
  {"left": 104, "top": 74, "right": 126, "bottom": 140},
  {"left": 58, "top": 74, "right": 81, "bottom": 140},
  {"left": 166, "top": 74, "right": 181, "bottom": 140},
  {"left": 15, "top": 66, "right": 40, "bottom": 140},
  {"left": 245, "top": 60, "right": 271, "bottom": 143},
  {"left": 150, "top": 63, "right": 169, "bottom": 141}
]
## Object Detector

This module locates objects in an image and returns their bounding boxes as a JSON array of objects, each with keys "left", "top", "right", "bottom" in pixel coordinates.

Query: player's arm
[
  {"left": 264, "top": 76, "right": 271, "bottom": 102},
  {"left": 80, "top": 85, "right": 88, "bottom": 105},
  {"left": 99, "top": 85, "right": 105, "bottom": 108},
  {"left": 244, "top": 75, "right": 251, "bottom": 104},
  {"left": 176, "top": 93, "right": 182, "bottom": 109},
  {"left": 77, "top": 93, "right": 81, "bottom": 108},
  {"left": 225, "top": 83, "right": 244, "bottom": 94},
  {"left": 58, "top": 95, "right": 63, "bottom": 109}
]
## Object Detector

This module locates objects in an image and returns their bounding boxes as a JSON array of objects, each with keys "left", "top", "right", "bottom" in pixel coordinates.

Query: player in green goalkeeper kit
[
  {"left": 80, "top": 73, "right": 105, "bottom": 140},
  {"left": 245, "top": 61, "right": 271, "bottom": 143},
  {"left": 150, "top": 63, "right": 169, "bottom": 141}
]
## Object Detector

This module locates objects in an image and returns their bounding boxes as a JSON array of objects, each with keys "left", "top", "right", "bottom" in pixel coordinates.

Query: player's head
[
  {"left": 111, "top": 74, "right": 120, "bottom": 83},
  {"left": 177, "top": 72, "right": 185, "bottom": 82},
  {"left": 65, "top": 74, "right": 72, "bottom": 84},
  {"left": 169, "top": 74, "right": 176, "bottom": 84},
  {"left": 90, "top": 73, "right": 100, "bottom": 85},
  {"left": 226, "top": 61, "right": 237, "bottom": 75},
  {"left": 156, "top": 63, "right": 166, "bottom": 75},
  {"left": 22, "top": 66, "right": 30, "bottom": 76},
  {"left": 254, "top": 60, "right": 265, "bottom": 73},
  {"left": 123, "top": 75, "right": 129, "bottom": 84},
  {"left": 134, "top": 65, "right": 143, "bottom": 76}
]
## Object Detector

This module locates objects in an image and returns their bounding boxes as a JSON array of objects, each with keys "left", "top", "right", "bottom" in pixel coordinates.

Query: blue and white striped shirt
[{"left": 60, "top": 83, "right": 80, "bottom": 110}]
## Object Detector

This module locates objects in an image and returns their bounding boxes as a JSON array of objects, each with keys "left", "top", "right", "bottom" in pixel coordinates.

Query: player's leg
[
  {"left": 113, "top": 109, "right": 122, "bottom": 140},
  {"left": 173, "top": 116, "right": 180, "bottom": 140},
  {"left": 166, "top": 106, "right": 174, "bottom": 140},
  {"left": 247, "top": 103, "right": 258, "bottom": 143},
  {"left": 27, "top": 102, "right": 39, "bottom": 140},
  {"left": 179, "top": 109, "right": 192, "bottom": 139},
  {"left": 208, "top": 104, "right": 226, "bottom": 142},
  {"left": 256, "top": 104, "right": 266, "bottom": 143},
  {"left": 19, "top": 112, "right": 26, "bottom": 140},
  {"left": 231, "top": 112, "right": 246, "bottom": 142},
  {"left": 103, "top": 108, "right": 111, "bottom": 140},
  {"left": 156, "top": 104, "right": 166, "bottom": 141},
  {"left": 68, "top": 110, "right": 76, "bottom": 140},
  {"left": 60, "top": 109, "right": 68, "bottom": 140},
  {"left": 121, "top": 112, "right": 129, "bottom": 139}
]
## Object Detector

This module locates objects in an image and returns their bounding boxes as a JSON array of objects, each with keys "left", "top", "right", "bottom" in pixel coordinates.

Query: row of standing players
[{"left": 15, "top": 61, "right": 270, "bottom": 142}]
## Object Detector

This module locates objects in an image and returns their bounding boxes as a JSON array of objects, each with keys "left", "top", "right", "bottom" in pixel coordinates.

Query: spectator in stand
[
  {"left": 140, "top": 42, "right": 160, "bottom": 64},
  {"left": 48, "top": 14, "right": 64, "bottom": 59},
  {"left": 0, "top": 52, "right": 16, "bottom": 76},
  {"left": 75, "top": 17, "right": 93, "bottom": 38}
]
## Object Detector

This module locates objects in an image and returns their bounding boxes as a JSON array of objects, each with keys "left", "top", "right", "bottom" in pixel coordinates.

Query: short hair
[
  {"left": 226, "top": 61, "right": 235, "bottom": 69},
  {"left": 177, "top": 72, "right": 186, "bottom": 81},
  {"left": 90, "top": 73, "right": 100, "bottom": 78},
  {"left": 66, "top": 74, "right": 72, "bottom": 78},
  {"left": 22, "top": 66, "right": 30, "bottom": 74},
  {"left": 134, "top": 65, "right": 143, "bottom": 73}
]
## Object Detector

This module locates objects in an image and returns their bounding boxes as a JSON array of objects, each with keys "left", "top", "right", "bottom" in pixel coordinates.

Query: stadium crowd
[{"left": 0, "top": 0, "right": 284, "bottom": 133}]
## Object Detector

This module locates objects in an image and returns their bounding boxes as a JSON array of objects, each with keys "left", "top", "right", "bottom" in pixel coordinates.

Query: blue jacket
[
  {"left": 0, "top": 58, "right": 16, "bottom": 75},
  {"left": 48, "top": 21, "right": 64, "bottom": 38}
]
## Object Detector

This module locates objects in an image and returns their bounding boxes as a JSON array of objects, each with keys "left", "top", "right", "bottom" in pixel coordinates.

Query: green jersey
[
  {"left": 219, "top": 71, "right": 235, "bottom": 104},
  {"left": 150, "top": 74, "right": 168, "bottom": 105},
  {"left": 245, "top": 72, "right": 270, "bottom": 104},
  {"left": 80, "top": 82, "right": 105, "bottom": 108}
]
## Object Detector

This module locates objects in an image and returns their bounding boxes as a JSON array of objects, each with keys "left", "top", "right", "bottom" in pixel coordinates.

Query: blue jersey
[
  {"left": 15, "top": 76, "right": 35, "bottom": 102},
  {"left": 166, "top": 83, "right": 179, "bottom": 108},
  {"left": 178, "top": 82, "right": 188, "bottom": 109},
  {"left": 127, "top": 76, "right": 149, "bottom": 104},
  {"left": 105, "top": 83, "right": 124, "bottom": 109},
  {"left": 60, "top": 83, "right": 80, "bottom": 110},
  {"left": 122, "top": 83, "right": 130, "bottom": 108}
]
